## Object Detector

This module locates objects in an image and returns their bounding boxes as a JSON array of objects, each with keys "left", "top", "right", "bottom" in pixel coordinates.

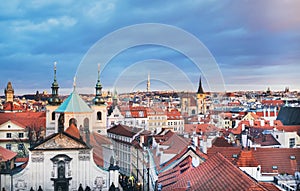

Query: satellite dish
[{"left": 192, "top": 157, "right": 200, "bottom": 167}]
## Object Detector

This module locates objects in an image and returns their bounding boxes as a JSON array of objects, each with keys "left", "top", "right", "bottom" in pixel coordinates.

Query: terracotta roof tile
[
  {"left": 165, "top": 153, "right": 268, "bottom": 191},
  {"left": 0, "top": 112, "right": 46, "bottom": 131},
  {"left": 252, "top": 148, "right": 300, "bottom": 175},
  {"left": 0, "top": 146, "right": 17, "bottom": 162},
  {"left": 236, "top": 150, "right": 259, "bottom": 167}
]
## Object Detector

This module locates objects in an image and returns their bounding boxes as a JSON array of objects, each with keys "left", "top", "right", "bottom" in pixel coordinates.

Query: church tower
[
  {"left": 48, "top": 62, "right": 61, "bottom": 106},
  {"left": 147, "top": 72, "right": 150, "bottom": 93},
  {"left": 91, "top": 64, "right": 107, "bottom": 135},
  {"left": 46, "top": 62, "right": 62, "bottom": 136},
  {"left": 196, "top": 76, "right": 206, "bottom": 114},
  {"left": 4, "top": 81, "right": 14, "bottom": 102}
]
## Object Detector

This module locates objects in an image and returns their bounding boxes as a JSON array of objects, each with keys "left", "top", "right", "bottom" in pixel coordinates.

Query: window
[
  {"left": 69, "top": 118, "right": 77, "bottom": 127},
  {"left": 289, "top": 138, "right": 295, "bottom": 148},
  {"left": 6, "top": 133, "right": 12, "bottom": 138},
  {"left": 276, "top": 135, "right": 279, "bottom": 139},
  {"left": 6, "top": 144, "right": 11, "bottom": 150},
  {"left": 84, "top": 118, "right": 89, "bottom": 129},
  {"left": 18, "top": 144, "right": 24, "bottom": 150},
  {"left": 51, "top": 112, "right": 55, "bottom": 121},
  {"left": 97, "top": 111, "right": 102, "bottom": 120},
  {"left": 8, "top": 125, "right": 11, "bottom": 128},
  {"left": 139, "top": 111, "right": 144, "bottom": 117},
  {"left": 19, "top": 133, "right": 24, "bottom": 138}
]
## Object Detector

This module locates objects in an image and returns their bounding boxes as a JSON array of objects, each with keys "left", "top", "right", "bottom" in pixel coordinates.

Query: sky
[{"left": 1, "top": 0, "right": 300, "bottom": 95}]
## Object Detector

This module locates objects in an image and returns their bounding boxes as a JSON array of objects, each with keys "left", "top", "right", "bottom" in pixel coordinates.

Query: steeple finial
[
  {"left": 197, "top": 76, "right": 204, "bottom": 94},
  {"left": 94, "top": 64, "right": 105, "bottom": 105},
  {"left": 98, "top": 63, "right": 101, "bottom": 81},
  {"left": 54, "top": 61, "right": 57, "bottom": 82}
]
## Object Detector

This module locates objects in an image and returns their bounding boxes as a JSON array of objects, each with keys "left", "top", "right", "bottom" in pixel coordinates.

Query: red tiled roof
[
  {"left": 0, "top": 146, "right": 17, "bottom": 162},
  {"left": 275, "top": 125, "right": 300, "bottom": 135},
  {"left": 252, "top": 134, "right": 281, "bottom": 147},
  {"left": 261, "top": 100, "right": 284, "bottom": 106},
  {"left": 2, "top": 101, "right": 24, "bottom": 112},
  {"left": 89, "top": 132, "right": 112, "bottom": 167},
  {"left": 165, "top": 153, "right": 269, "bottom": 191},
  {"left": 107, "top": 124, "right": 141, "bottom": 138},
  {"left": 236, "top": 150, "right": 259, "bottom": 167},
  {"left": 167, "top": 109, "right": 182, "bottom": 120},
  {"left": 0, "top": 112, "right": 46, "bottom": 131},
  {"left": 65, "top": 124, "right": 80, "bottom": 139},
  {"left": 158, "top": 156, "right": 193, "bottom": 188},
  {"left": 208, "top": 147, "right": 300, "bottom": 176},
  {"left": 252, "top": 148, "right": 300, "bottom": 175},
  {"left": 184, "top": 123, "right": 219, "bottom": 135},
  {"left": 15, "top": 157, "right": 29, "bottom": 163},
  {"left": 212, "top": 137, "right": 233, "bottom": 147}
]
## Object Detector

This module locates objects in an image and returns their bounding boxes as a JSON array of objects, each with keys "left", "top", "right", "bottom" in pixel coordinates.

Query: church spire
[
  {"left": 197, "top": 76, "right": 204, "bottom": 94},
  {"left": 94, "top": 64, "right": 105, "bottom": 105},
  {"left": 48, "top": 61, "right": 61, "bottom": 105},
  {"left": 147, "top": 72, "right": 150, "bottom": 93}
]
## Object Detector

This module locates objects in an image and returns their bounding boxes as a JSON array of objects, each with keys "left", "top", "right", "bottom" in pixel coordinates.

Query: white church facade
[{"left": 1, "top": 63, "right": 119, "bottom": 191}]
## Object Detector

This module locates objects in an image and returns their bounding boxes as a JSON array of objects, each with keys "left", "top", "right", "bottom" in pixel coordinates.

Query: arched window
[
  {"left": 84, "top": 118, "right": 89, "bottom": 129},
  {"left": 52, "top": 112, "right": 55, "bottom": 121},
  {"left": 97, "top": 112, "right": 102, "bottom": 121},
  {"left": 69, "top": 118, "right": 77, "bottom": 127}
]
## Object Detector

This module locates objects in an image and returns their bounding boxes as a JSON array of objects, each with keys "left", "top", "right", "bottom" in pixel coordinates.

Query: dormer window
[
  {"left": 290, "top": 156, "right": 296, "bottom": 160},
  {"left": 272, "top": 166, "right": 278, "bottom": 170},
  {"left": 232, "top": 154, "right": 238, "bottom": 158}
]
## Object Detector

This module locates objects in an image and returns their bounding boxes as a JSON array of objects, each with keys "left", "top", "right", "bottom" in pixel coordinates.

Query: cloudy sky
[{"left": 1, "top": 0, "right": 300, "bottom": 95}]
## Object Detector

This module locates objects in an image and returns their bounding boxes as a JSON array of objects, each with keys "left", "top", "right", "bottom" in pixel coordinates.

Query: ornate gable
[{"left": 32, "top": 133, "right": 89, "bottom": 150}]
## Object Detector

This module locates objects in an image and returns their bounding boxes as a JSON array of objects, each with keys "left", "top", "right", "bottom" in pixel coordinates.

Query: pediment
[{"left": 33, "top": 133, "right": 88, "bottom": 150}]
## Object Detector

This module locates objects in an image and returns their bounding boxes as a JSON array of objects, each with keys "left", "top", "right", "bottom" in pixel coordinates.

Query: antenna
[{"left": 73, "top": 76, "right": 76, "bottom": 91}]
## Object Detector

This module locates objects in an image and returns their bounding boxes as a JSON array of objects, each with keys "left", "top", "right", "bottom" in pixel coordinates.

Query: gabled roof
[
  {"left": 159, "top": 146, "right": 207, "bottom": 173},
  {"left": 209, "top": 146, "right": 300, "bottom": 176},
  {"left": 0, "top": 119, "right": 26, "bottom": 129},
  {"left": 0, "top": 146, "right": 17, "bottom": 162},
  {"left": 55, "top": 90, "right": 92, "bottom": 113},
  {"left": 0, "top": 112, "right": 46, "bottom": 131},
  {"left": 166, "top": 153, "right": 274, "bottom": 191},
  {"left": 107, "top": 124, "right": 142, "bottom": 138},
  {"left": 30, "top": 132, "right": 89, "bottom": 151}
]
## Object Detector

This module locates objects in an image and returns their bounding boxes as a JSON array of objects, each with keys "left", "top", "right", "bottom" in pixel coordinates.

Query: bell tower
[
  {"left": 91, "top": 64, "right": 107, "bottom": 135},
  {"left": 5, "top": 81, "right": 14, "bottom": 103},
  {"left": 46, "top": 62, "right": 62, "bottom": 136},
  {"left": 196, "top": 76, "right": 206, "bottom": 114}
]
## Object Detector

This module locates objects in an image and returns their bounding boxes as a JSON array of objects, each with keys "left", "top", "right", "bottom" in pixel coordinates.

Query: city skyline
[{"left": 1, "top": 1, "right": 300, "bottom": 95}]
